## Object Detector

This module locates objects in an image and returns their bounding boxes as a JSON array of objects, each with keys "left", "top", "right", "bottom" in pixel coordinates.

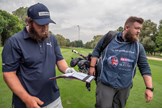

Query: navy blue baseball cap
[{"left": 27, "top": 3, "right": 56, "bottom": 25}]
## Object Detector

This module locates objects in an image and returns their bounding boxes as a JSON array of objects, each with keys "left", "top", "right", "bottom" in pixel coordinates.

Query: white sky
[{"left": 0, "top": 0, "right": 162, "bottom": 43}]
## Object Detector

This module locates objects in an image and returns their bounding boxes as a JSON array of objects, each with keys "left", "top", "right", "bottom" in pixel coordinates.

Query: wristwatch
[{"left": 146, "top": 87, "right": 154, "bottom": 92}]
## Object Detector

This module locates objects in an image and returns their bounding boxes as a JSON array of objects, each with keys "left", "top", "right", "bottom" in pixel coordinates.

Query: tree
[
  {"left": 55, "top": 34, "right": 66, "bottom": 46},
  {"left": 12, "top": 7, "right": 28, "bottom": 26},
  {"left": 84, "top": 42, "right": 92, "bottom": 48},
  {"left": 65, "top": 39, "right": 71, "bottom": 47},
  {"left": 117, "top": 26, "right": 123, "bottom": 32},
  {"left": 156, "top": 20, "right": 162, "bottom": 53},
  {"left": 54, "top": 34, "right": 71, "bottom": 47},
  {"left": 84, "top": 35, "right": 103, "bottom": 49},
  {"left": 70, "top": 40, "right": 83, "bottom": 47},
  {"left": 140, "top": 20, "right": 157, "bottom": 54},
  {"left": 0, "top": 10, "right": 23, "bottom": 46},
  {"left": 0, "top": 15, "right": 7, "bottom": 46},
  {"left": 76, "top": 40, "right": 83, "bottom": 47},
  {"left": 142, "top": 37, "right": 156, "bottom": 55}
]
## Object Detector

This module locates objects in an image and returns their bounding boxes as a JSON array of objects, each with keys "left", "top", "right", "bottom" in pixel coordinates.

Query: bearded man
[
  {"left": 89, "top": 16, "right": 154, "bottom": 108},
  {"left": 2, "top": 3, "right": 76, "bottom": 108}
]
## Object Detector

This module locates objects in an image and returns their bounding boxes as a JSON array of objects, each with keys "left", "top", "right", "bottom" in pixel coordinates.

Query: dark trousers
[{"left": 95, "top": 81, "right": 132, "bottom": 108}]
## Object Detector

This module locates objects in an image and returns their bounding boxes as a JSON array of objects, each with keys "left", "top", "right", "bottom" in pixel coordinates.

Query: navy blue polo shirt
[{"left": 2, "top": 28, "right": 64, "bottom": 107}]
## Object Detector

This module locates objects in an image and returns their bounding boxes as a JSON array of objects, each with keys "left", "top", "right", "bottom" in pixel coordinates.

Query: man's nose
[
  {"left": 137, "top": 29, "right": 141, "bottom": 33},
  {"left": 41, "top": 24, "right": 48, "bottom": 29}
]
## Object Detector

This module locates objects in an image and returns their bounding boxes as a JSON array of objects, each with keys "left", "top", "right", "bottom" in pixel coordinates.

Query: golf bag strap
[{"left": 99, "top": 31, "right": 118, "bottom": 55}]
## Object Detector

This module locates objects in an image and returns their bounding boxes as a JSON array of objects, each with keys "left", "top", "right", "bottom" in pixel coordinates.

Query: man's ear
[
  {"left": 25, "top": 17, "right": 33, "bottom": 26},
  {"left": 125, "top": 25, "right": 130, "bottom": 31}
]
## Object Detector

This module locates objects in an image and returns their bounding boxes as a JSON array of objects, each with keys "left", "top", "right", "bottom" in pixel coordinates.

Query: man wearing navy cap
[{"left": 2, "top": 3, "right": 75, "bottom": 108}]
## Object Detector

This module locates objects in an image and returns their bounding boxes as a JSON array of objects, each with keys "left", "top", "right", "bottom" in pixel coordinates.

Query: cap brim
[{"left": 33, "top": 18, "right": 56, "bottom": 25}]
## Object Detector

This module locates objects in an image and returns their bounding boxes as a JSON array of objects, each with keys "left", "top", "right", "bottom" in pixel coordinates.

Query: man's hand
[
  {"left": 24, "top": 95, "right": 44, "bottom": 108},
  {"left": 145, "top": 89, "right": 153, "bottom": 103},
  {"left": 89, "top": 57, "right": 98, "bottom": 76},
  {"left": 65, "top": 68, "right": 76, "bottom": 73},
  {"left": 89, "top": 67, "right": 96, "bottom": 76},
  {"left": 143, "top": 75, "right": 153, "bottom": 103}
]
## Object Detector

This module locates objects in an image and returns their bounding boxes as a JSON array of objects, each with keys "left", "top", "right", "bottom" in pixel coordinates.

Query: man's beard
[
  {"left": 125, "top": 31, "right": 139, "bottom": 43},
  {"left": 28, "top": 24, "right": 49, "bottom": 42}
]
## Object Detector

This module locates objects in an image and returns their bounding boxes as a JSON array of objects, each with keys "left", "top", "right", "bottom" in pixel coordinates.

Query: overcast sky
[{"left": 0, "top": 0, "right": 162, "bottom": 43}]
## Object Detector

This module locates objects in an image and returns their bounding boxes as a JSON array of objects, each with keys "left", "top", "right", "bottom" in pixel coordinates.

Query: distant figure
[
  {"left": 89, "top": 16, "right": 153, "bottom": 108},
  {"left": 2, "top": 3, "right": 76, "bottom": 108}
]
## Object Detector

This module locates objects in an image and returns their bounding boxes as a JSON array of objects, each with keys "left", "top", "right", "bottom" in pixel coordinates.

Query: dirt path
[{"left": 147, "top": 56, "right": 162, "bottom": 61}]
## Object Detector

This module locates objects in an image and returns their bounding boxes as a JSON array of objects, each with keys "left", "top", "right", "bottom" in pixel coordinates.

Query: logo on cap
[{"left": 38, "top": 12, "right": 50, "bottom": 16}]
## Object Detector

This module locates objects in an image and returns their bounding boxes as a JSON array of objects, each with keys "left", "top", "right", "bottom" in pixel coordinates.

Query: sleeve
[
  {"left": 52, "top": 36, "right": 64, "bottom": 62},
  {"left": 2, "top": 38, "right": 21, "bottom": 72},
  {"left": 137, "top": 43, "right": 151, "bottom": 76},
  {"left": 91, "top": 34, "right": 106, "bottom": 58}
]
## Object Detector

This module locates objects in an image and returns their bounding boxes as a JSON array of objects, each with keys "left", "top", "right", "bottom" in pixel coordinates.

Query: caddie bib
[{"left": 100, "top": 36, "right": 139, "bottom": 88}]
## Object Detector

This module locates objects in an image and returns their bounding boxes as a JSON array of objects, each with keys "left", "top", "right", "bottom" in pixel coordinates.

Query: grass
[
  {"left": 126, "top": 59, "right": 162, "bottom": 108},
  {"left": 0, "top": 47, "right": 162, "bottom": 108}
]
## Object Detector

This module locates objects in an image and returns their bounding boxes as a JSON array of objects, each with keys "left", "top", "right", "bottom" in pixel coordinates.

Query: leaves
[
  {"left": 155, "top": 20, "right": 162, "bottom": 52},
  {"left": 0, "top": 10, "right": 23, "bottom": 45},
  {"left": 140, "top": 20, "right": 158, "bottom": 54}
]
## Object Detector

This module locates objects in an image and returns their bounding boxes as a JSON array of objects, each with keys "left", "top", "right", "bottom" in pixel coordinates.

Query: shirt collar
[
  {"left": 117, "top": 32, "right": 125, "bottom": 42},
  {"left": 23, "top": 27, "right": 31, "bottom": 39}
]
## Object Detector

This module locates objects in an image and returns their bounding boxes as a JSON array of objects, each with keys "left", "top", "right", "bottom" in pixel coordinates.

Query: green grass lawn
[
  {"left": 126, "top": 60, "right": 162, "bottom": 107},
  {"left": 0, "top": 47, "right": 162, "bottom": 108}
]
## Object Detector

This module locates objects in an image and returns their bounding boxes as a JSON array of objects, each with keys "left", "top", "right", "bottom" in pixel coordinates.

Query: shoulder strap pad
[{"left": 100, "top": 31, "right": 118, "bottom": 54}]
